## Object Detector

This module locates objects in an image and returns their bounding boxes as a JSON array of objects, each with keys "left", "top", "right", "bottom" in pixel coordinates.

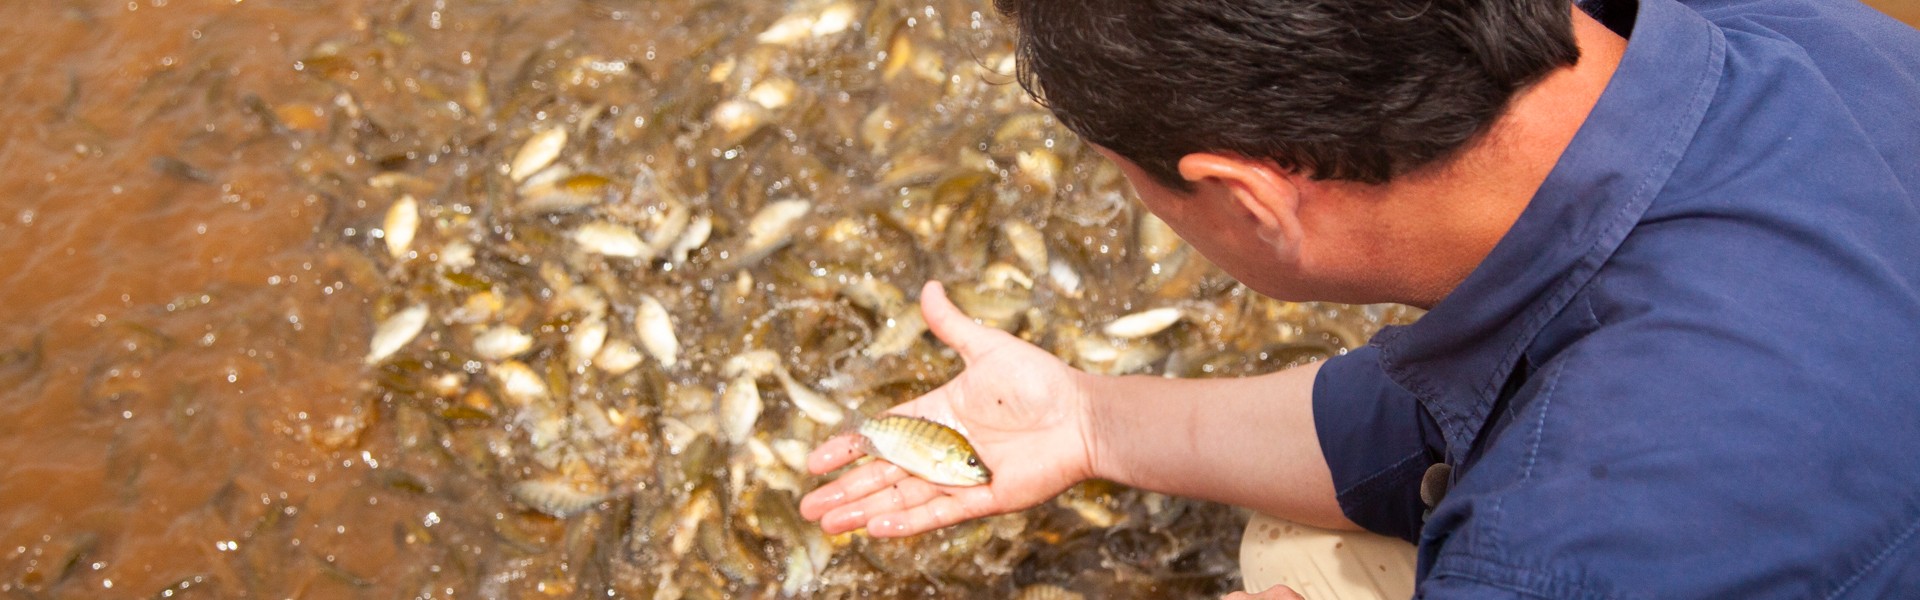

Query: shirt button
[{"left": 1421, "top": 462, "right": 1454, "bottom": 509}]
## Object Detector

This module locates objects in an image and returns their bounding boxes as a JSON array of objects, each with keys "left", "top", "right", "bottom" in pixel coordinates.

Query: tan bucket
[{"left": 1239, "top": 513, "right": 1418, "bottom": 599}]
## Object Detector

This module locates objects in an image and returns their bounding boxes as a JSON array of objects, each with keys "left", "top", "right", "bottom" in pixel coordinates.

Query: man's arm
[
  {"left": 801, "top": 282, "right": 1431, "bottom": 538},
  {"left": 1084, "top": 362, "right": 1360, "bottom": 531}
]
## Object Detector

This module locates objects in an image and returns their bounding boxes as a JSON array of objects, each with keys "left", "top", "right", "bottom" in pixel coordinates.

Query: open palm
[{"left": 799, "top": 281, "right": 1097, "bottom": 537}]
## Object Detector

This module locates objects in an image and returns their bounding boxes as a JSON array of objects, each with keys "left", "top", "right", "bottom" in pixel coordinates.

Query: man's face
[{"left": 1096, "top": 148, "right": 1314, "bottom": 301}]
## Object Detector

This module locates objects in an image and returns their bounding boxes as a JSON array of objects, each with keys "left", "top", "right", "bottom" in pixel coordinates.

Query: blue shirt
[{"left": 1311, "top": 0, "right": 1920, "bottom": 596}]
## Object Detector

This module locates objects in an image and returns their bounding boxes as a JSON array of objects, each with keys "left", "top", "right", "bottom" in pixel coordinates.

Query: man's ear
[{"left": 1178, "top": 153, "right": 1305, "bottom": 257}]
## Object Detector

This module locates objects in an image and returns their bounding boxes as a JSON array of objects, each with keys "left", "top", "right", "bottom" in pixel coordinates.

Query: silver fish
[
  {"left": 772, "top": 367, "right": 845, "bottom": 427},
  {"left": 366, "top": 303, "right": 429, "bottom": 365},
  {"left": 492, "top": 360, "right": 550, "bottom": 406},
  {"left": 862, "top": 305, "right": 927, "bottom": 358},
  {"left": 1102, "top": 307, "right": 1184, "bottom": 339},
  {"left": 566, "top": 317, "right": 608, "bottom": 366},
  {"left": 383, "top": 195, "right": 419, "bottom": 259},
  {"left": 591, "top": 341, "right": 643, "bottom": 375},
  {"left": 719, "top": 376, "right": 763, "bottom": 444},
  {"left": 669, "top": 213, "right": 713, "bottom": 266},
  {"left": 509, "top": 127, "right": 567, "bottom": 183},
  {"left": 472, "top": 325, "right": 534, "bottom": 361},
  {"left": 635, "top": 294, "right": 679, "bottom": 368},
  {"left": 1002, "top": 220, "right": 1049, "bottom": 277},
  {"left": 727, "top": 199, "right": 811, "bottom": 268},
  {"left": 510, "top": 477, "right": 608, "bottom": 518},
  {"left": 572, "top": 221, "right": 649, "bottom": 258}
]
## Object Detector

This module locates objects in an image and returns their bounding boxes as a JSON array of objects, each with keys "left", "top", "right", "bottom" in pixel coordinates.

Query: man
[{"left": 802, "top": 0, "right": 1920, "bottom": 596}]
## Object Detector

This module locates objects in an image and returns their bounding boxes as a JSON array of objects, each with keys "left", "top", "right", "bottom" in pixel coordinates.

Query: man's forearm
[{"left": 1081, "top": 361, "right": 1359, "bottom": 530}]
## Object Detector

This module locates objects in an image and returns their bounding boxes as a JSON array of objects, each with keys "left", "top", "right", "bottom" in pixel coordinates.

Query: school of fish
[{"left": 287, "top": 0, "right": 1412, "bottom": 596}]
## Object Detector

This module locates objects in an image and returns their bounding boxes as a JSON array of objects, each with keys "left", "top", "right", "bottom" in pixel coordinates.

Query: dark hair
[{"left": 994, "top": 0, "right": 1580, "bottom": 187}]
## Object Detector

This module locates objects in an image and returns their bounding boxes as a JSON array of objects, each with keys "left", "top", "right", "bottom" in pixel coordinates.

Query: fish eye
[{"left": 966, "top": 457, "right": 979, "bottom": 467}]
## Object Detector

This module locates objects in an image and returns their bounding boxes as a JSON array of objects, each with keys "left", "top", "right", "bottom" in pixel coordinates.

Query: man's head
[
  {"left": 997, "top": 0, "right": 1596, "bottom": 305},
  {"left": 995, "top": 0, "right": 1580, "bottom": 188}
]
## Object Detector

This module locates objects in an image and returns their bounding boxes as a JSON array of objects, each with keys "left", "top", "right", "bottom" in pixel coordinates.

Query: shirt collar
[{"left": 1371, "top": 0, "right": 1727, "bottom": 462}]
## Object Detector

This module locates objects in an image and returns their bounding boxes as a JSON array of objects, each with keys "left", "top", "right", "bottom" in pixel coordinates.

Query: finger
[
  {"left": 819, "top": 476, "right": 955, "bottom": 534},
  {"left": 805, "top": 434, "right": 869, "bottom": 475},
  {"left": 865, "top": 485, "right": 999, "bottom": 538},
  {"left": 800, "top": 461, "right": 910, "bottom": 522},
  {"left": 919, "top": 280, "right": 1017, "bottom": 361}
]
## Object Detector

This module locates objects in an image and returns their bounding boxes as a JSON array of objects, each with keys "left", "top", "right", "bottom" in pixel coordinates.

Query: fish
[
  {"left": 668, "top": 213, "right": 713, "bottom": 265},
  {"left": 509, "top": 127, "right": 567, "bottom": 183},
  {"left": 572, "top": 221, "right": 649, "bottom": 258},
  {"left": 719, "top": 375, "right": 763, "bottom": 444},
  {"left": 591, "top": 341, "right": 643, "bottom": 375},
  {"left": 1016, "top": 584, "right": 1087, "bottom": 600},
  {"left": 709, "top": 99, "right": 771, "bottom": 147},
  {"left": 384, "top": 195, "right": 419, "bottom": 259},
  {"left": 745, "top": 77, "right": 798, "bottom": 111},
  {"left": 1002, "top": 220, "right": 1050, "bottom": 277},
  {"left": 724, "top": 348, "right": 846, "bottom": 426},
  {"left": 755, "top": 1, "right": 856, "bottom": 46},
  {"left": 640, "top": 200, "right": 693, "bottom": 259},
  {"left": 565, "top": 317, "right": 607, "bottom": 366},
  {"left": 492, "top": 360, "right": 550, "bottom": 406},
  {"left": 366, "top": 303, "right": 429, "bottom": 364},
  {"left": 861, "top": 304, "right": 927, "bottom": 358},
  {"left": 772, "top": 367, "right": 846, "bottom": 426},
  {"left": 1072, "top": 335, "right": 1169, "bottom": 376},
  {"left": 1102, "top": 307, "right": 1184, "bottom": 339},
  {"left": 1049, "top": 257, "right": 1085, "bottom": 297},
  {"left": 722, "top": 349, "right": 781, "bottom": 379},
  {"left": 634, "top": 294, "right": 679, "bottom": 368},
  {"left": 1015, "top": 149, "right": 1063, "bottom": 196},
  {"left": 725, "top": 198, "right": 812, "bottom": 269},
  {"left": 854, "top": 415, "right": 991, "bottom": 487},
  {"left": 809, "top": 2, "right": 857, "bottom": 38},
  {"left": 437, "top": 240, "right": 475, "bottom": 270},
  {"left": 510, "top": 477, "right": 609, "bottom": 518},
  {"left": 472, "top": 325, "right": 533, "bottom": 360}
]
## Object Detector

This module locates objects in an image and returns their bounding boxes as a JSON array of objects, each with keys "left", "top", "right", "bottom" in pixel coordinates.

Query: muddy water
[
  {"left": 3, "top": 1, "right": 1910, "bottom": 599},
  {"left": 0, "top": 1, "right": 413, "bottom": 596},
  {"left": 1872, "top": 0, "right": 1920, "bottom": 26},
  {"left": 0, "top": 2, "right": 1264, "bottom": 596}
]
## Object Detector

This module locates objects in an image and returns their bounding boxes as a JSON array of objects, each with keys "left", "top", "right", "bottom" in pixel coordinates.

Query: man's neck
[{"left": 1309, "top": 7, "right": 1628, "bottom": 309}]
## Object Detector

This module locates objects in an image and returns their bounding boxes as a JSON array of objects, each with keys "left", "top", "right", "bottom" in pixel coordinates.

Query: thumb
[{"left": 919, "top": 280, "right": 1018, "bottom": 361}]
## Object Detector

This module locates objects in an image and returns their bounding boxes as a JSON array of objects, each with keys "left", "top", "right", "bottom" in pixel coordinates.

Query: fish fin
[
  {"left": 825, "top": 410, "right": 886, "bottom": 462},
  {"left": 826, "top": 408, "right": 871, "bottom": 439},
  {"left": 848, "top": 431, "right": 881, "bottom": 458},
  {"left": 829, "top": 410, "right": 971, "bottom": 457}
]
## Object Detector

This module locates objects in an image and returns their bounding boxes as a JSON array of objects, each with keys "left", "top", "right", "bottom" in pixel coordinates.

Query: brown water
[
  {"left": 0, "top": 1, "right": 1260, "bottom": 596},
  {"left": 1874, "top": 0, "right": 1920, "bottom": 26},
  {"left": 0, "top": 1, "right": 408, "bottom": 595},
  {"left": 4, "top": 1, "right": 1912, "bottom": 598}
]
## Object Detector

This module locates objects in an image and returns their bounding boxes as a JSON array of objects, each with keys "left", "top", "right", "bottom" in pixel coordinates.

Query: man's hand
[
  {"left": 1223, "top": 585, "right": 1306, "bottom": 600},
  {"left": 798, "top": 281, "right": 1097, "bottom": 537}
]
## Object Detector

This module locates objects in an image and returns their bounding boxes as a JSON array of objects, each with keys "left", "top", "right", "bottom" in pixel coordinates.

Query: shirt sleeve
[{"left": 1311, "top": 345, "right": 1444, "bottom": 542}]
